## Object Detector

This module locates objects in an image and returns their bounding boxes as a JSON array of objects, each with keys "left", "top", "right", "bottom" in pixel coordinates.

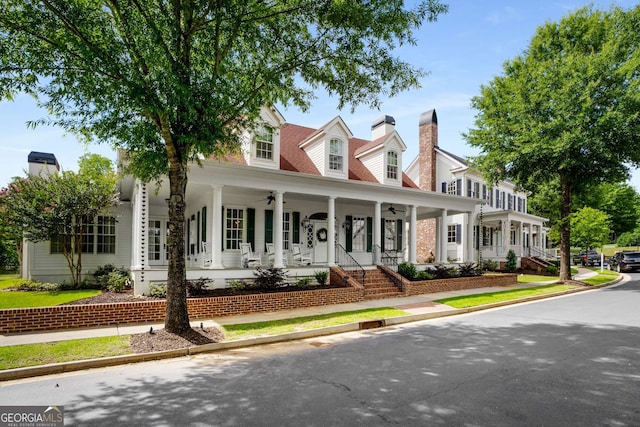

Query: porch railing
[
  {"left": 373, "top": 244, "right": 400, "bottom": 267},
  {"left": 335, "top": 243, "right": 365, "bottom": 286}
]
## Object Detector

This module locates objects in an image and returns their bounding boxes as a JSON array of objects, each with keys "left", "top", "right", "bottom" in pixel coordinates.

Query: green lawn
[
  {"left": 0, "top": 274, "right": 101, "bottom": 308},
  {"left": 1, "top": 307, "right": 408, "bottom": 370},
  {"left": 222, "top": 307, "right": 408, "bottom": 341},
  {"left": 517, "top": 274, "right": 558, "bottom": 284},
  {"left": 0, "top": 336, "right": 131, "bottom": 370},
  {"left": 434, "top": 284, "right": 578, "bottom": 309},
  {"left": 0, "top": 289, "right": 101, "bottom": 309},
  {"left": 0, "top": 274, "right": 21, "bottom": 290},
  {"left": 581, "top": 269, "right": 618, "bottom": 286}
]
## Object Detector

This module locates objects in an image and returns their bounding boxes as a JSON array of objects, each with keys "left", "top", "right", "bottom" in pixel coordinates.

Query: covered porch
[{"left": 125, "top": 161, "right": 479, "bottom": 295}]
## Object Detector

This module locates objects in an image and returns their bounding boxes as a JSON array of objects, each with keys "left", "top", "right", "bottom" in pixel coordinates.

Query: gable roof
[
  {"left": 436, "top": 146, "right": 469, "bottom": 167},
  {"left": 280, "top": 123, "right": 418, "bottom": 188}
]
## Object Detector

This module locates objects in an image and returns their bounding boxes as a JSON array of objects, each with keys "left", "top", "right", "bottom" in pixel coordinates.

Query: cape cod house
[{"left": 21, "top": 107, "right": 548, "bottom": 294}]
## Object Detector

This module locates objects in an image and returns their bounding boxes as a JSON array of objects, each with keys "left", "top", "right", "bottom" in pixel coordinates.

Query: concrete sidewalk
[{"left": 1, "top": 268, "right": 598, "bottom": 348}]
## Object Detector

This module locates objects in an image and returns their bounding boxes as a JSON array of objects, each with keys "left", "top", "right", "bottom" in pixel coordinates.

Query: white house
[
  {"left": 405, "top": 109, "right": 549, "bottom": 266},
  {"left": 21, "top": 107, "right": 547, "bottom": 294}
]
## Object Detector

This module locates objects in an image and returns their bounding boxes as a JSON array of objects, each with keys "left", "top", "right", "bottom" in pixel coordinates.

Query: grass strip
[
  {"left": 0, "top": 336, "right": 131, "bottom": 370},
  {"left": 581, "top": 269, "right": 618, "bottom": 286},
  {"left": 222, "top": 307, "right": 408, "bottom": 341},
  {"left": 434, "top": 284, "right": 578, "bottom": 309},
  {"left": 0, "top": 275, "right": 21, "bottom": 290},
  {"left": 517, "top": 274, "right": 558, "bottom": 284},
  {"left": 0, "top": 289, "right": 102, "bottom": 309},
  {"left": 1, "top": 308, "right": 407, "bottom": 370}
]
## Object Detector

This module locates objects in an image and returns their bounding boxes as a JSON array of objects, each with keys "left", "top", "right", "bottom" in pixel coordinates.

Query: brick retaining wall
[
  {"left": 0, "top": 272, "right": 516, "bottom": 334},
  {"left": 402, "top": 273, "right": 517, "bottom": 296},
  {"left": 0, "top": 286, "right": 362, "bottom": 334}
]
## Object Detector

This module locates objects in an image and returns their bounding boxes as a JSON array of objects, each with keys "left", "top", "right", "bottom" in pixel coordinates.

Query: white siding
[
  {"left": 28, "top": 203, "right": 132, "bottom": 283},
  {"left": 361, "top": 151, "right": 384, "bottom": 183}
]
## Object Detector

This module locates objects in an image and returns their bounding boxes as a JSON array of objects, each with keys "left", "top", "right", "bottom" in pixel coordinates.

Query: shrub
[
  {"left": 416, "top": 270, "right": 434, "bottom": 280},
  {"left": 253, "top": 267, "right": 288, "bottom": 290},
  {"left": 458, "top": 263, "right": 481, "bottom": 277},
  {"left": 398, "top": 262, "right": 418, "bottom": 280},
  {"left": 187, "top": 277, "right": 213, "bottom": 297},
  {"left": 16, "top": 279, "right": 60, "bottom": 291},
  {"left": 104, "top": 272, "right": 129, "bottom": 293},
  {"left": 505, "top": 250, "right": 517, "bottom": 272},
  {"left": 617, "top": 231, "right": 640, "bottom": 247},
  {"left": 430, "top": 264, "right": 456, "bottom": 279},
  {"left": 148, "top": 283, "right": 167, "bottom": 298},
  {"left": 314, "top": 270, "right": 329, "bottom": 286},
  {"left": 480, "top": 259, "right": 499, "bottom": 272},
  {"left": 547, "top": 265, "right": 558, "bottom": 275},
  {"left": 294, "top": 277, "right": 312, "bottom": 289},
  {"left": 228, "top": 280, "right": 247, "bottom": 292}
]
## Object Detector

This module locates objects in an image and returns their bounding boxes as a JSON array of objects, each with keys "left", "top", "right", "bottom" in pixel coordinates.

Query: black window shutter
[
  {"left": 187, "top": 218, "right": 191, "bottom": 255},
  {"left": 221, "top": 206, "right": 225, "bottom": 251},
  {"left": 456, "top": 179, "right": 462, "bottom": 196},
  {"left": 201, "top": 207, "right": 207, "bottom": 242},
  {"left": 366, "top": 217, "right": 372, "bottom": 252},
  {"left": 396, "top": 219, "right": 403, "bottom": 251},
  {"left": 441, "top": 182, "right": 447, "bottom": 193},
  {"left": 247, "top": 208, "right": 255, "bottom": 250},
  {"left": 265, "top": 209, "right": 273, "bottom": 244},
  {"left": 292, "top": 211, "right": 300, "bottom": 244},
  {"left": 456, "top": 224, "right": 462, "bottom": 244},
  {"left": 467, "top": 179, "right": 472, "bottom": 197},
  {"left": 345, "top": 215, "right": 353, "bottom": 252},
  {"left": 380, "top": 219, "right": 385, "bottom": 252}
]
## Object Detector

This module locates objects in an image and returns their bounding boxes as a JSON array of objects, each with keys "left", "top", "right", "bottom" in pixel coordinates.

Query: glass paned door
[{"left": 148, "top": 219, "right": 167, "bottom": 266}]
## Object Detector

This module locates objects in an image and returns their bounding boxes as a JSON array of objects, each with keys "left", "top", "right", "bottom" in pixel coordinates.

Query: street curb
[{"left": 0, "top": 276, "right": 623, "bottom": 382}]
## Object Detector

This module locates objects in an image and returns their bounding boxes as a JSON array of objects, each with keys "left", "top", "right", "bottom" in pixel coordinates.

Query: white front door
[
  {"left": 313, "top": 221, "right": 328, "bottom": 263},
  {"left": 148, "top": 219, "right": 168, "bottom": 266}
]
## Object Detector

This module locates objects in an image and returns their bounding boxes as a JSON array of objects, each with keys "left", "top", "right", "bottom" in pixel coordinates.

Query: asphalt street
[{"left": 1, "top": 275, "right": 639, "bottom": 426}]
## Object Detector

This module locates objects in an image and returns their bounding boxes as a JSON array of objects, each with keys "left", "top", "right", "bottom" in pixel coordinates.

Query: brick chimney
[
  {"left": 417, "top": 110, "right": 438, "bottom": 262},
  {"left": 418, "top": 109, "right": 438, "bottom": 191}
]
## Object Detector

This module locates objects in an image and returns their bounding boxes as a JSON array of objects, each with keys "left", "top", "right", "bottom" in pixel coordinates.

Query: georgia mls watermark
[{"left": 0, "top": 406, "right": 64, "bottom": 427}]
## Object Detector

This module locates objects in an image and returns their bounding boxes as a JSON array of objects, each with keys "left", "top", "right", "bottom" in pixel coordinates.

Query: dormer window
[
  {"left": 329, "top": 139, "right": 343, "bottom": 171},
  {"left": 387, "top": 151, "right": 398, "bottom": 180},
  {"left": 255, "top": 125, "right": 274, "bottom": 160}
]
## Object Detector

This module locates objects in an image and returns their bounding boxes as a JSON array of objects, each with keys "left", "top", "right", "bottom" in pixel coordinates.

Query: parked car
[
  {"left": 572, "top": 250, "right": 602, "bottom": 266},
  {"left": 608, "top": 251, "right": 640, "bottom": 272}
]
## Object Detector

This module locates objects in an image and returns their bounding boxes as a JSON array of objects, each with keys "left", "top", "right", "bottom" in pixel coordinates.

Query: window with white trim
[
  {"left": 50, "top": 215, "right": 116, "bottom": 254},
  {"left": 329, "top": 139, "right": 343, "bottom": 171},
  {"left": 384, "top": 219, "right": 397, "bottom": 251},
  {"left": 225, "top": 208, "right": 244, "bottom": 250},
  {"left": 447, "top": 225, "right": 457, "bottom": 243},
  {"left": 387, "top": 151, "right": 398, "bottom": 180},
  {"left": 255, "top": 125, "right": 273, "bottom": 160},
  {"left": 447, "top": 180, "right": 458, "bottom": 195},
  {"left": 282, "top": 211, "right": 291, "bottom": 250},
  {"left": 352, "top": 216, "right": 366, "bottom": 251},
  {"left": 97, "top": 216, "right": 117, "bottom": 254}
]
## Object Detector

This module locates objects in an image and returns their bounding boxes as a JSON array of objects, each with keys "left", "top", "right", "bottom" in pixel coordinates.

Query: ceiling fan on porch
[
  {"left": 387, "top": 204, "right": 405, "bottom": 215},
  {"left": 256, "top": 192, "right": 285, "bottom": 205}
]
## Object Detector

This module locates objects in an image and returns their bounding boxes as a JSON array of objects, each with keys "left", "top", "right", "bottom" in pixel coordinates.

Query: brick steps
[{"left": 362, "top": 268, "right": 402, "bottom": 301}]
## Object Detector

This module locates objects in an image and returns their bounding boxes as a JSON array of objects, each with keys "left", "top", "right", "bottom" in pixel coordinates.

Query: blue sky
[{"left": 1, "top": 0, "right": 638, "bottom": 189}]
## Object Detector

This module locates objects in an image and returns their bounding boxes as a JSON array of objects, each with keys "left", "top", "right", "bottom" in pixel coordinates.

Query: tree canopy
[
  {"left": 0, "top": 0, "right": 448, "bottom": 333},
  {"left": 465, "top": 5, "right": 640, "bottom": 280},
  {"left": 570, "top": 207, "right": 610, "bottom": 251},
  {"left": 0, "top": 154, "right": 119, "bottom": 285}
]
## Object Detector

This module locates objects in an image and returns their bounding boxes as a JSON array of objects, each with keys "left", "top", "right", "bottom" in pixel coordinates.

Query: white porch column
[
  {"left": 131, "top": 185, "right": 141, "bottom": 269},
  {"left": 374, "top": 201, "right": 382, "bottom": 264},
  {"left": 327, "top": 196, "right": 336, "bottom": 266},
  {"left": 273, "top": 191, "right": 285, "bottom": 268},
  {"left": 138, "top": 182, "right": 149, "bottom": 270},
  {"left": 210, "top": 185, "right": 224, "bottom": 269},
  {"left": 466, "top": 212, "right": 475, "bottom": 263},
  {"left": 409, "top": 205, "right": 417, "bottom": 264},
  {"left": 504, "top": 220, "right": 511, "bottom": 254},
  {"left": 435, "top": 216, "right": 441, "bottom": 263},
  {"left": 440, "top": 209, "right": 448, "bottom": 263}
]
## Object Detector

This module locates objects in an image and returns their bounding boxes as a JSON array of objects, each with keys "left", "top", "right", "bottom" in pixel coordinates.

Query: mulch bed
[{"left": 130, "top": 326, "right": 226, "bottom": 353}]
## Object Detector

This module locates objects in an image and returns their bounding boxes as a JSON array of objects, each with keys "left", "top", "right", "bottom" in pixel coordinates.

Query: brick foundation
[{"left": 0, "top": 272, "right": 516, "bottom": 335}]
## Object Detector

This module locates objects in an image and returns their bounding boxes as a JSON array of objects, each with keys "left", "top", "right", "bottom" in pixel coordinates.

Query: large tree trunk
[
  {"left": 164, "top": 149, "right": 191, "bottom": 334},
  {"left": 558, "top": 175, "right": 572, "bottom": 281}
]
